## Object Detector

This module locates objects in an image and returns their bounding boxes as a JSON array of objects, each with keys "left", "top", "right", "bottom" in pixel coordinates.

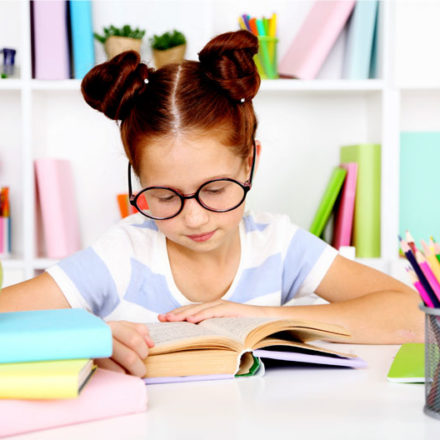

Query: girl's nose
[{"left": 181, "top": 198, "right": 209, "bottom": 228}]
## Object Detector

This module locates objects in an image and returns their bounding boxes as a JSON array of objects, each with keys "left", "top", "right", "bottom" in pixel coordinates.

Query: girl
[{"left": 0, "top": 30, "right": 423, "bottom": 378}]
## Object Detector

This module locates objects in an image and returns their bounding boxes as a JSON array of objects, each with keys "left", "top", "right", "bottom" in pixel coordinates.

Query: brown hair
[{"left": 81, "top": 30, "right": 260, "bottom": 175}]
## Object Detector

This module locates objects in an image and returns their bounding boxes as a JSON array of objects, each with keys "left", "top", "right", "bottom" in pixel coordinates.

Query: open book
[{"left": 144, "top": 317, "right": 366, "bottom": 380}]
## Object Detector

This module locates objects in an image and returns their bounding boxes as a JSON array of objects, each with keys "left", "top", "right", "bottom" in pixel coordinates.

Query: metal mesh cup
[{"left": 419, "top": 304, "right": 440, "bottom": 419}]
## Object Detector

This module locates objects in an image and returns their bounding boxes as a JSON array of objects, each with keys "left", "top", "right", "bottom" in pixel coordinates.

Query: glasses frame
[{"left": 128, "top": 142, "right": 256, "bottom": 220}]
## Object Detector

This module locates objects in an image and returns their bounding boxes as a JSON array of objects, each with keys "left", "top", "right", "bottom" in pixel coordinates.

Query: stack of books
[
  {"left": 0, "top": 308, "right": 147, "bottom": 437},
  {"left": 309, "top": 143, "right": 381, "bottom": 258}
]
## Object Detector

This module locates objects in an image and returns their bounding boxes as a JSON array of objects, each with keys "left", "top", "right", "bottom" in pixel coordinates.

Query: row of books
[
  {"left": 0, "top": 186, "right": 10, "bottom": 256},
  {"left": 31, "top": 0, "right": 94, "bottom": 79},
  {"left": 309, "top": 143, "right": 381, "bottom": 258},
  {"left": 279, "top": 0, "right": 379, "bottom": 80},
  {"left": 0, "top": 308, "right": 147, "bottom": 438}
]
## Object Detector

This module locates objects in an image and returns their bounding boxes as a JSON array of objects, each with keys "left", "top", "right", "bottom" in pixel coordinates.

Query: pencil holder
[
  {"left": 255, "top": 36, "right": 278, "bottom": 79},
  {"left": 420, "top": 304, "right": 440, "bottom": 419}
]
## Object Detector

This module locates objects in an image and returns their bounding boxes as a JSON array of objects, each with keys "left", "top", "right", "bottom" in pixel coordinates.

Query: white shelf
[
  {"left": 0, "top": 79, "right": 22, "bottom": 90},
  {"left": 260, "top": 79, "right": 384, "bottom": 92}
]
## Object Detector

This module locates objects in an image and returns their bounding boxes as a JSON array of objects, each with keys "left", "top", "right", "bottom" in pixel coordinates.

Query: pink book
[
  {"left": 0, "top": 368, "right": 147, "bottom": 438},
  {"left": 278, "top": 1, "right": 355, "bottom": 79},
  {"left": 332, "top": 162, "right": 358, "bottom": 249},
  {"left": 34, "top": 159, "right": 81, "bottom": 259},
  {"left": 33, "top": 0, "right": 70, "bottom": 79}
]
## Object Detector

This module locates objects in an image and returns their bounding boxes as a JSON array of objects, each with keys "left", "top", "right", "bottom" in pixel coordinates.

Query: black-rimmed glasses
[{"left": 128, "top": 143, "right": 256, "bottom": 220}]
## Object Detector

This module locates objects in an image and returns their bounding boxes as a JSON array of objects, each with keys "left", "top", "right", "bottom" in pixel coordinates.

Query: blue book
[
  {"left": 0, "top": 308, "right": 112, "bottom": 363},
  {"left": 69, "top": 0, "right": 95, "bottom": 79},
  {"left": 342, "top": 1, "right": 378, "bottom": 79},
  {"left": 400, "top": 132, "right": 440, "bottom": 247}
]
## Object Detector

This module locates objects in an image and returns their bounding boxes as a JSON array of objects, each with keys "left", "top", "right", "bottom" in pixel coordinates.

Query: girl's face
[{"left": 138, "top": 133, "right": 254, "bottom": 255}]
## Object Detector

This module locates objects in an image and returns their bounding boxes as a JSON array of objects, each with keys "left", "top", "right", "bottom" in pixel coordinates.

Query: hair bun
[
  {"left": 198, "top": 30, "right": 260, "bottom": 102},
  {"left": 81, "top": 50, "right": 151, "bottom": 120}
]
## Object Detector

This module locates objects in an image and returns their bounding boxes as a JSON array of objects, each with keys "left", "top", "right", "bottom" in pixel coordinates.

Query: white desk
[{"left": 11, "top": 345, "right": 440, "bottom": 440}]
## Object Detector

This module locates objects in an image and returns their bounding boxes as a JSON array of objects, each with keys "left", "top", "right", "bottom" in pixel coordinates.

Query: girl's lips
[{"left": 186, "top": 230, "right": 216, "bottom": 242}]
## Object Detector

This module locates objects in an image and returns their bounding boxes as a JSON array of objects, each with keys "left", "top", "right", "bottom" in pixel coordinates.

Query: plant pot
[
  {"left": 152, "top": 44, "right": 186, "bottom": 69},
  {"left": 104, "top": 36, "right": 142, "bottom": 60}
]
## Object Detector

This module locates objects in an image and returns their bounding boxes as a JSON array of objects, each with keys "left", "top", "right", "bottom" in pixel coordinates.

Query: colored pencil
[
  {"left": 400, "top": 239, "right": 440, "bottom": 307},
  {"left": 421, "top": 240, "right": 440, "bottom": 283},
  {"left": 406, "top": 266, "right": 434, "bottom": 307},
  {"left": 416, "top": 250, "right": 440, "bottom": 304},
  {"left": 406, "top": 230, "right": 417, "bottom": 254}
]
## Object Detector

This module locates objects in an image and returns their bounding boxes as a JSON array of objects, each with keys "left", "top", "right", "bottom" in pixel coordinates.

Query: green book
[
  {"left": 387, "top": 343, "right": 425, "bottom": 383},
  {"left": 340, "top": 143, "right": 381, "bottom": 258},
  {"left": 400, "top": 132, "right": 440, "bottom": 247},
  {"left": 310, "top": 167, "right": 347, "bottom": 237}
]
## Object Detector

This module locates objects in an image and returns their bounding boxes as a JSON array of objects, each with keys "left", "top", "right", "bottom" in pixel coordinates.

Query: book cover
[
  {"left": 0, "top": 359, "right": 95, "bottom": 399},
  {"left": 0, "top": 308, "right": 112, "bottom": 363},
  {"left": 278, "top": 1, "right": 356, "bottom": 79},
  {"left": 0, "top": 368, "right": 147, "bottom": 438},
  {"left": 69, "top": 0, "right": 95, "bottom": 79},
  {"left": 32, "top": 0, "right": 70, "bottom": 80},
  {"left": 342, "top": 1, "right": 379, "bottom": 79},
  {"left": 309, "top": 167, "right": 347, "bottom": 238},
  {"left": 340, "top": 144, "right": 381, "bottom": 258},
  {"left": 34, "top": 158, "right": 81, "bottom": 259},
  {"left": 387, "top": 343, "right": 425, "bottom": 383},
  {"left": 332, "top": 162, "right": 358, "bottom": 249},
  {"left": 400, "top": 132, "right": 440, "bottom": 248}
]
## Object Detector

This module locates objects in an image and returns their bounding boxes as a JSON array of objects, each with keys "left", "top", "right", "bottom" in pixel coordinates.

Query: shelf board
[
  {"left": 1, "top": 257, "right": 25, "bottom": 269},
  {"left": 0, "top": 79, "right": 22, "bottom": 90},
  {"left": 33, "top": 258, "right": 59, "bottom": 270},
  {"left": 31, "top": 79, "right": 82, "bottom": 91}
]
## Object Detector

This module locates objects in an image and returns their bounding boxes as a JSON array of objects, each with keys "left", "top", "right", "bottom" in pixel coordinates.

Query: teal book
[
  {"left": 69, "top": 0, "right": 95, "bottom": 79},
  {"left": 343, "top": 0, "right": 379, "bottom": 79},
  {"left": 400, "top": 132, "right": 440, "bottom": 248},
  {"left": 387, "top": 343, "right": 424, "bottom": 383},
  {"left": 0, "top": 308, "right": 112, "bottom": 363},
  {"left": 310, "top": 167, "right": 347, "bottom": 237},
  {"left": 340, "top": 143, "right": 381, "bottom": 258}
]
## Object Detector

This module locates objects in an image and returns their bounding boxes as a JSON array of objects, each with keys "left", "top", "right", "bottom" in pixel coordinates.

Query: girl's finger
[
  {"left": 94, "top": 357, "right": 126, "bottom": 374},
  {"left": 109, "top": 321, "right": 150, "bottom": 360},
  {"left": 111, "top": 338, "right": 147, "bottom": 377}
]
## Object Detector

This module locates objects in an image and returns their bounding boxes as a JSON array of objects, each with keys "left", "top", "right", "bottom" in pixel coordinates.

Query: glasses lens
[
  {"left": 136, "top": 188, "right": 182, "bottom": 219},
  {"left": 199, "top": 180, "right": 246, "bottom": 211}
]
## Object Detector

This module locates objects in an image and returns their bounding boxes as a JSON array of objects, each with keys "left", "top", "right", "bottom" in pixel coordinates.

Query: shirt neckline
[{"left": 159, "top": 221, "right": 246, "bottom": 306}]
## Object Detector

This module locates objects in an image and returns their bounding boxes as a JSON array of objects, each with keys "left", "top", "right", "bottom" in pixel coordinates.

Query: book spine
[
  {"left": 0, "top": 324, "right": 112, "bottom": 364},
  {"left": 340, "top": 144, "right": 381, "bottom": 258},
  {"left": 69, "top": 0, "right": 95, "bottom": 79},
  {"left": 0, "top": 369, "right": 147, "bottom": 438},
  {"left": 342, "top": 1, "right": 379, "bottom": 79},
  {"left": 34, "top": 158, "right": 81, "bottom": 259},
  {"left": 33, "top": 0, "right": 70, "bottom": 80},
  {"left": 278, "top": 1, "right": 356, "bottom": 79}
]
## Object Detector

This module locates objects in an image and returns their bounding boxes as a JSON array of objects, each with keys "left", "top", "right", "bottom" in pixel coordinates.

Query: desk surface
[{"left": 11, "top": 344, "right": 440, "bottom": 440}]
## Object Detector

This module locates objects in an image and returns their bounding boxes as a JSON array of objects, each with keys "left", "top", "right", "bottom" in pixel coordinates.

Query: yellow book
[{"left": 0, "top": 359, "right": 95, "bottom": 399}]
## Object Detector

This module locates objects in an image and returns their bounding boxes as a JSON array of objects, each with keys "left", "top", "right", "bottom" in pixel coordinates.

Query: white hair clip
[
  {"left": 240, "top": 98, "right": 245, "bottom": 103},
  {"left": 144, "top": 78, "right": 149, "bottom": 84}
]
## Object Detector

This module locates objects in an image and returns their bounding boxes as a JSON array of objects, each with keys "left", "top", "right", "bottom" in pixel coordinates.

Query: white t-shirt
[{"left": 46, "top": 211, "right": 338, "bottom": 322}]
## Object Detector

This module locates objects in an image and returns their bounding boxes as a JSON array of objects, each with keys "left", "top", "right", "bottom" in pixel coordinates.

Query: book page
[{"left": 199, "top": 317, "right": 278, "bottom": 345}]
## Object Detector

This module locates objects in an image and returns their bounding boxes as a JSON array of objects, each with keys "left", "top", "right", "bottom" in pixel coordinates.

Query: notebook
[{"left": 387, "top": 343, "right": 425, "bottom": 383}]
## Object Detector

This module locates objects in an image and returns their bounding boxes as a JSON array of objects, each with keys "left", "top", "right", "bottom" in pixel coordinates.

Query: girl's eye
[{"left": 158, "top": 195, "right": 177, "bottom": 203}]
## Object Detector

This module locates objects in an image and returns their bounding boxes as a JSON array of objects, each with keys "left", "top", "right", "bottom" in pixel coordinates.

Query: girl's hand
[
  {"left": 95, "top": 321, "right": 154, "bottom": 377},
  {"left": 158, "top": 300, "right": 269, "bottom": 324}
]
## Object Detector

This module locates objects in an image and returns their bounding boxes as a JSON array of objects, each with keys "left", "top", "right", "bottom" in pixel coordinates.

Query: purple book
[{"left": 33, "top": 0, "right": 70, "bottom": 79}]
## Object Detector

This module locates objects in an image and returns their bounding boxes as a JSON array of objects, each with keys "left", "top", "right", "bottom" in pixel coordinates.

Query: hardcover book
[{"left": 143, "top": 317, "right": 366, "bottom": 378}]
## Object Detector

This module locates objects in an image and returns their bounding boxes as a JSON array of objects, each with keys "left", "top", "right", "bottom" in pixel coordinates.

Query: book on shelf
[
  {"left": 309, "top": 166, "right": 347, "bottom": 238},
  {"left": 0, "top": 368, "right": 147, "bottom": 438},
  {"left": 31, "top": 0, "right": 71, "bottom": 80},
  {"left": 278, "top": 1, "right": 355, "bottom": 79},
  {"left": 399, "top": 132, "right": 440, "bottom": 248},
  {"left": 34, "top": 158, "right": 81, "bottom": 259},
  {"left": 0, "top": 359, "right": 95, "bottom": 399},
  {"left": 0, "top": 308, "right": 112, "bottom": 363},
  {"left": 340, "top": 143, "right": 381, "bottom": 258},
  {"left": 68, "top": 0, "right": 95, "bottom": 79},
  {"left": 143, "top": 317, "right": 366, "bottom": 380},
  {"left": 332, "top": 162, "right": 358, "bottom": 249},
  {"left": 0, "top": 186, "right": 10, "bottom": 257},
  {"left": 342, "top": 0, "right": 379, "bottom": 79}
]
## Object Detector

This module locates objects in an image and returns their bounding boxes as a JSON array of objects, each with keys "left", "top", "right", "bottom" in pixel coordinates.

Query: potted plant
[
  {"left": 94, "top": 25, "right": 146, "bottom": 60},
  {"left": 150, "top": 30, "right": 186, "bottom": 69}
]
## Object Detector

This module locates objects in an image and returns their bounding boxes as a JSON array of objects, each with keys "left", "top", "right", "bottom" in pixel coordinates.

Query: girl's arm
[
  {"left": 0, "top": 275, "right": 154, "bottom": 376},
  {"left": 160, "top": 255, "right": 424, "bottom": 344}
]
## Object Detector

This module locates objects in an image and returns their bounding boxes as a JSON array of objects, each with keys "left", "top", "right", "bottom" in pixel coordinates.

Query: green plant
[
  {"left": 94, "top": 25, "right": 146, "bottom": 44},
  {"left": 150, "top": 30, "right": 186, "bottom": 51}
]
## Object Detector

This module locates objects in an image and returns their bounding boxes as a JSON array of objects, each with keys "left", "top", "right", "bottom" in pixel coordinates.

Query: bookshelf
[{"left": 0, "top": 0, "right": 434, "bottom": 287}]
